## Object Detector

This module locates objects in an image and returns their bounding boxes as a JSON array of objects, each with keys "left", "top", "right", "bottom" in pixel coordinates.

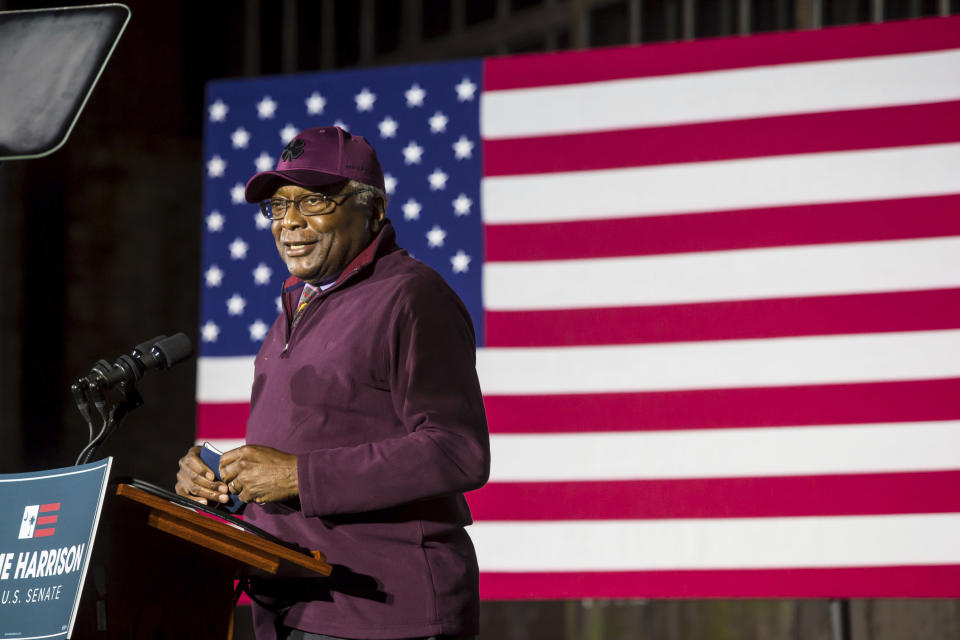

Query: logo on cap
[{"left": 281, "top": 138, "right": 306, "bottom": 162}]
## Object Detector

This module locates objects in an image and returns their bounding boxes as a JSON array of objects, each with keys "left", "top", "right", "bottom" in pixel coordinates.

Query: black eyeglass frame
[{"left": 258, "top": 189, "right": 369, "bottom": 220}]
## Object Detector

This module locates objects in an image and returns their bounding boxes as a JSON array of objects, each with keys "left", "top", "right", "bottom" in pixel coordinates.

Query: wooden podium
[{"left": 72, "top": 482, "right": 331, "bottom": 638}]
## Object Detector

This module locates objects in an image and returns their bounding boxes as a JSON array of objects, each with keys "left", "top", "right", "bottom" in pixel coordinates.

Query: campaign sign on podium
[{"left": 0, "top": 459, "right": 111, "bottom": 639}]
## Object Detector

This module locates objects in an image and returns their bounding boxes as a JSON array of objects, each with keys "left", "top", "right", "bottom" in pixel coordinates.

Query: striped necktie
[{"left": 294, "top": 285, "right": 319, "bottom": 321}]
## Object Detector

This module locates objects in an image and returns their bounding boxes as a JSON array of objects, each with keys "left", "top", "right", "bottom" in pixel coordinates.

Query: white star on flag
[
  {"left": 207, "top": 155, "right": 226, "bottom": 178},
  {"left": 206, "top": 210, "right": 225, "bottom": 231},
  {"left": 333, "top": 119, "right": 349, "bottom": 131},
  {"left": 428, "top": 169, "right": 448, "bottom": 191},
  {"left": 452, "top": 193, "right": 472, "bottom": 216},
  {"left": 450, "top": 250, "right": 471, "bottom": 273},
  {"left": 355, "top": 88, "right": 376, "bottom": 111},
  {"left": 254, "top": 152, "right": 275, "bottom": 172},
  {"left": 402, "top": 198, "right": 422, "bottom": 221},
  {"left": 426, "top": 225, "right": 447, "bottom": 248},
  {"left": 200, "top": 320, "right": 220, "bottom": 343},
  {"left": 230, "top": 183, "right": 246, "bottom": 204},
  {"left": 428, "top": 111, "right": 448, "bottom": 133},
  {"left": 402, "top": 141, "right": 424, "bottom": 165},
  {"left": 231, "top": 127, "right": 250, "bottom": 149},
  {"left": 256, "top": 96, "right": 278, "bottom": 119},
  {"left": 275, "top": 296, "right": 283, "bottom": 313},
  {"left": 249, "top": 319, "right": 269, "bottom": 341},
  {"left": 229, "top": 237, "right": 249, "bottom": 259},
  {"left": 254, "top": 212, "right": 272, "bottom": 230},
  {"left": 205, "top": 265, "right": 224, "bottom": 287},
  {"left": 226, "top": 293, "right": 247, "bottom": 316},
  {"left": 384, "top": 174, "right": 397, "bottom": 195},
  {"left": 305, "top": 91, "right": 326, "bottom": 115},
  {"left": 208, "top": 99, "right": 228, "bottom": 122},
  {"left": 455, "top": 77, "right": 477, "bottom": 102},
  {"left": 378, "top": 116, "right": 398, "bottom": 138},
  {"left": 280, "top": 123, "right": 299, "bottom": 144},
  {"left": 405, "top": 83, "right": 426, "bottom": 107},
  {"left": 252, "top": 262, "right": 273, "bottom": 285},
  {"left": 452, "top": 135, "right": 474, "bottom": 160}
]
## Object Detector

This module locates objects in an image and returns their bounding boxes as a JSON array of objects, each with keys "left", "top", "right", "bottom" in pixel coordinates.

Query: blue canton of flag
[{"left": 200, "top": 59, "right": 484, "bottom": 357}]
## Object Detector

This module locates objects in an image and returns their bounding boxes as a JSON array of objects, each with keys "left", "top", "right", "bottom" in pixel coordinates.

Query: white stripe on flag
[
  {"left": 198, "top": 330, "right": 960, "bottom": 400},
  {"left": 481, "top": 49, "right": 960, "bottom": 139},
  {"left": 483, "top": 236, "right": 960, "bottom": 310},
  {"left": 475, "top": 329, "right": 960, "bottom": 394},
  {"left": 481, "top": 143, "right": 960, "bottom": 224},
  {"left": 468, "top": 513, "right": 960, "bottom": 571},
  {"left": 489, "top": 421, "right": 960, "bottom": 481},
  {"left": 197, "top": 356, "right": 255, "bottom": 402}
]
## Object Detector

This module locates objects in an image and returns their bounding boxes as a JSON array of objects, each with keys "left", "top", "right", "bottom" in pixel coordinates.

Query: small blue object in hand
[{"left": 200, "top": 442, "right": 245, "bottom": 513}]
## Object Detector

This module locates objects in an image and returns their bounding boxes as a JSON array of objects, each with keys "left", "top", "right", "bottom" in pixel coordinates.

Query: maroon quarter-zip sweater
[{"left": 244, "top": 223, "right": 490, "bottom": 640}]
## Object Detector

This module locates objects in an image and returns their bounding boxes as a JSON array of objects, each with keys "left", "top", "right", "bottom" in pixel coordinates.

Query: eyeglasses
[{"left": 259, "top": 190, "right": 367, "bottom": 220}]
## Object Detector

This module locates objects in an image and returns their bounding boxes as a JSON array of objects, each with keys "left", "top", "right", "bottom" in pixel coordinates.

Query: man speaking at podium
[{"left": 175, "top": 126, "right": 490, "bottom": 640}]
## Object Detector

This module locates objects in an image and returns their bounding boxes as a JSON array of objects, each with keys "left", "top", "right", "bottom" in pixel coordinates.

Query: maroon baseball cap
[{"left": 244, "top": 125, "right": 385, "bottom": 202}]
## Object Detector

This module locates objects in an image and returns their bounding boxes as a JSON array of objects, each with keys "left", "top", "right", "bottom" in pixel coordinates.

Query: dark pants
[{"left": 281, "top": 628, "right": 475, "bottom": 640}]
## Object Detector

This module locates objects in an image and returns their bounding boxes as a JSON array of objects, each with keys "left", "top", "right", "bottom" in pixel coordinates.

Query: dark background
[{"left": 2, "top": 1, "right": 959, "bottom": 638}]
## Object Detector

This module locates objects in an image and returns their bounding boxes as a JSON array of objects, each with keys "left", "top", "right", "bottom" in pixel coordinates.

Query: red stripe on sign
[
  {"left": 484, "top": 378, "right": 960, "bottom": 433},
  {"left": 37, "top": 516, "right": 57, "bottom": 525},
  {"left": 484, "top": 16, "right": 960, "bottom": 91},
  {"left": 196, "top": 403, "right": 250, "bottom": 439},
  {"left": 479, "top": 565, "right": 960, "bottom": 599},
  {"left": 39, "top": 503, "right": 60, "bottom": 512},
  {"left": 484, "top": 101, "right": 960, "bottom": 176},
  {"left": 33, "top": 528, "right": 55, "bottom": 537},
  {"left": 467, "top": 471, "right": 960, "bottom": 521},
  {"left": 485, "top": 289, "right": 960, "bottom": 347},
  {"left": 484, "top": 195, "right": 960, "bottom": 262}
]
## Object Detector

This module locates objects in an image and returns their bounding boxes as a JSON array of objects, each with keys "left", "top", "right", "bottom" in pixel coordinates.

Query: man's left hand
[{"left": 219, "top": 445, "right": 299, "bottom": 504}]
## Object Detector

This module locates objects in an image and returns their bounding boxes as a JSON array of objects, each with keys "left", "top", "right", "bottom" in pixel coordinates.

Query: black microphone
[{"left": 86, "top": 333, "right": 194, "bottom": 391}]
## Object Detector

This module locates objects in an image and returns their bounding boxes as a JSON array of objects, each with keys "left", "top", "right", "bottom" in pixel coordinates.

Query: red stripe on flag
[
  {"left": 196, "top": 403, "right": 250, "bottom": 439},
  {"left": 468, "top": 471, "right": 960, "bottom": 521},
  {"left": 484, "top": 195, "right": 960, "bottom": 263},
  {"left": 485, "top": 289, "right": 960, "bottom": 347},
  {"left": 484, "top": 101, "right": 960, "bottom": 176},
  {"left": 39, "top": 503, "right": 60, "bottom": 512},
  {"left": 33, "top": 528, "right": 55, "bottom": 538},
  {"left": 483, "top": 378, "right": 960, "bottom": 433},
  {"left": 37, "top": 515, "right": 58, "bottom": 525},
  {"left": 479, "top": 565, "right": 960, "bottom": 599},
  {"left": 484, "top": 16, "right": 960, "bottom": 90}
]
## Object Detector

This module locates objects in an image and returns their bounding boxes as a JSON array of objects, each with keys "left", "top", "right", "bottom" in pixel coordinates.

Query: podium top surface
[{"left": 115, "top": 482, "right": 332, "bottom": 577}]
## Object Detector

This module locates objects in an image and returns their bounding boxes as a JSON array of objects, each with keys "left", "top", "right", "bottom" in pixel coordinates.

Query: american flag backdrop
[{"left": 198, "top": 16, "right": 960, "bottom": 599}]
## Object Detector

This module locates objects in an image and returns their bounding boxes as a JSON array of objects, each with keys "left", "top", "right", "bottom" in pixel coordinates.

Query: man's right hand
[{"left": 175, "top": 445, "right": 230, "bottom": 505}]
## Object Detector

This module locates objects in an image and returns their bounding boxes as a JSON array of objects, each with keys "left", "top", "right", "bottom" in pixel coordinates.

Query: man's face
[{"left": 271, "top": 181, "right": 383, "bottom": 284}]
